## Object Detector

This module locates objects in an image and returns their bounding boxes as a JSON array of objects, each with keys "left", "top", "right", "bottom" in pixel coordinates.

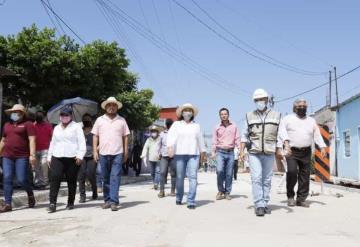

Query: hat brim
[
  {"left": 176, "top": 105, "right": 198, "bottom": 118},
  {"left": 5, "top": 108, "right": 26, "bottom": 114},
  {"left": 101, "top": 101, "right": 123, "bottom": 110}
]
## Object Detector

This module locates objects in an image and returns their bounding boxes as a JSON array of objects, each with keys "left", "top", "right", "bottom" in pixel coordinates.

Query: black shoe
[
  {"left": 79, "top": 197, "right": 86, "bottom": 203},
  {"left": 296, "top": 201, "right": 310, "bottom": 208},
  {"left": 187, "top": 205, "right": 196, "bottom": 210},
  {"left": 255, "top": 207, "right": 265, "bottom": 217},
  {"left": 92, "top": 193, "right": 98, "bottom": 200},
  {"left": 66, "top": 204, "right": 74, "bottom": 210},
  {"left": 287, "top": 198, "right": 296, "bottom": 207},
  {"left": 264, "top": 207, "right": 272, "bottom": 214},
  {"left": 28, "top": 194, "right": 36, "bottom": 208},
  {"left": 48, "top": 204, "right": 56, "bottom": 213},
  {"left": 176, "top": 201, "right": 182, "bottom": 205}
]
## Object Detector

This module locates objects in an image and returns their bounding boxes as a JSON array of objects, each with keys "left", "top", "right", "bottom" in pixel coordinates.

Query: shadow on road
[
  {"left": 120, "top": 200, "right": 149, "bottom": 209},
  {"left": 247, "top": 204, "right": 294, "bottom": 213},
  {"left": 231, "top": 194, "right": 248, "bottom": 199},
  {"left": 280, "top": 200, "right": 326, "bottom": 206},
  {"left": 196, "top": 200, "right": 215, "bottom": 207}
]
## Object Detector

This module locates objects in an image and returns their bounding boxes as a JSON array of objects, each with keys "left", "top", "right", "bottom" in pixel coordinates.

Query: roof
[{"left": 333, "top": 92, "right": 360, "bottom": 109}]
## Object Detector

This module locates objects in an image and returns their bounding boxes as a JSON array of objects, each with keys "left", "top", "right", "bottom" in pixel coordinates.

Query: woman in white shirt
[
  {"left": 47, "top": 107, "right": 86, "bottom": 213},
  {"left": 167, "top": 103, "right": 206, "bottom": 209}
]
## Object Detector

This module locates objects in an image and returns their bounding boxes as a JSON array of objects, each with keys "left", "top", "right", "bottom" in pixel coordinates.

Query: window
[{"left": 343, "top": 130, "right": 351, "bottom": 157}]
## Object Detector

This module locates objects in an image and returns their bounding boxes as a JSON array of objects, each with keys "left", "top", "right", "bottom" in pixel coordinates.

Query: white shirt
[
  {"left": 277, "top": 114, "right": 326, "bottom": 149},
  {"left": 167, "top": 120, "right": 206, "bottom": 155},
  {"left": 47, "top": 122, "right": 86, "bottom": 161}
]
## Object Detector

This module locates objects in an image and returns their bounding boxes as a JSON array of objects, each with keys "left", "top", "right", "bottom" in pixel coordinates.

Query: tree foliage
[{"left": 0, "top": 24, "right": 159, "bottom": 130}]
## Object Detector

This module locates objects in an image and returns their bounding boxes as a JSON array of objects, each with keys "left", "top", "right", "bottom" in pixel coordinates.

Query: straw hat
[
  {"left": 149, "top": 125, "right": 159, "bottom": 132},
  {"left": 101, "top": 97, "right": 123, "bottom": 110},
  {"left": 5, "top": 104, "right": 26, "bottom": 114},
  {"left": 176, "top": 103, "right": 198, "bottom": 118}
]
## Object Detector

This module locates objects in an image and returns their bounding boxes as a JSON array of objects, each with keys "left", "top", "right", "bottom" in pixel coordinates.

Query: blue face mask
[
  {"left": 10, "top": 113, "right": 20, "bottom": 122},
  {"left": 256, "top": 101, "right": 267, "bottom": 111}
]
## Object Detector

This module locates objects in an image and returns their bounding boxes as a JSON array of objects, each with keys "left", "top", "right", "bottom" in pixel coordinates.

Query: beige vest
[{"left": 246, "top": 109, "right": 281, "bottom": 154}]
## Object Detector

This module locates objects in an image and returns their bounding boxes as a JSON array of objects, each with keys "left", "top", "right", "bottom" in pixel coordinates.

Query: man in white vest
[{"left": 240, "top": 89, "right": 281, "bottom": 217}]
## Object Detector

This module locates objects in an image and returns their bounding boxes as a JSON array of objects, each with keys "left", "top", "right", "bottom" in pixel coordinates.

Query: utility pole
[
  {"left": 328, "top": 70, "right": 332, "bottom": 107},
  {"left": 334, "top": 66, "right": 339, "bottom": 107}
]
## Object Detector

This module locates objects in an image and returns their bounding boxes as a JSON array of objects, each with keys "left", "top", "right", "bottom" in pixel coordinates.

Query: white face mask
[
  {"left": 256, "top": 101, "right": 267, "bottom": 111},
  {"left": 151, "top": 132, "right": 158, "bottom": 138},
  {"left": 182, "top": 111, "right": 193, "bottom": 121}
]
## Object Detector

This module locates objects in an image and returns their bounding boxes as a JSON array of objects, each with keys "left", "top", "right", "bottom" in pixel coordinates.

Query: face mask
[
  {"left": 296, "top": 108, "right": 307, "bottom": 118},
  {"left": 60, "top": 115, "right": 72, "bottom": 124},
  {"left": 256, "top": 101, "right": 267, "bottom": 111},
  {"left": 182, "top": 111, "right": 193, "bottom": 121},
  {"left": 10, "top": 113, "right": 20, "bottom": 122},
  {"left": 151, "top": 132, "right": 158, "bottom": 138},
  {"left": 83, "top": 120, "right": 92, "bottom": 128}
]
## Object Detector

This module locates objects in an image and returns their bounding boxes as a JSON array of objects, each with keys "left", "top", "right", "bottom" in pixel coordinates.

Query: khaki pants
[{"left": 34, "top": 150, "right": 49, "bottom": 186}]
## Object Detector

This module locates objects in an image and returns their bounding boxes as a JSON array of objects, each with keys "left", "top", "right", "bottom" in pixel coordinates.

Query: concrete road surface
[{"left": 0, "top": 173, "right": 359, "bottom": 247}]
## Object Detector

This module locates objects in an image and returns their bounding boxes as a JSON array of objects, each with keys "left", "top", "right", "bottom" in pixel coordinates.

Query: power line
[
  {"left": 45, "top": 0, "right": 67, "bottom": 35},
  {"left": 40, "top": 0, "right": 63, "bottom": 36},
  {"left": 275, "top": 65, "right": 360, "bottom": 103},
  {"left": 172, "top": 0, "right": 326, "bottom": 76},
  {"left": 215, "top": 0, "right": 332, "bottom": 68},
  {"left": 190, "top": 0, "right": 327, "bottom": 76},
  {"left": 97, "top": 0, "right": 250, "bottom": 96},
  {"left": 40, "top": 0, "right": 86, "bottom": 45}
]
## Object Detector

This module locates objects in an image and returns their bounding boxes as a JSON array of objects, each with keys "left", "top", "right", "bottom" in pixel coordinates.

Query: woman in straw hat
[
  {"left": 141, "top": 125, "right": 161, "bottom": 190},
  {"left": 0, "top": 104, "right": 36, "bottom": 213},
  {"left": 167, "top": 103, "right": 207, "bottom": 209}
]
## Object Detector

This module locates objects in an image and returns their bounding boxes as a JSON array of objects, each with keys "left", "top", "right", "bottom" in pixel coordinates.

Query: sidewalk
[{"left": 0, "top": 174, "right": 151, "bottom": 208}]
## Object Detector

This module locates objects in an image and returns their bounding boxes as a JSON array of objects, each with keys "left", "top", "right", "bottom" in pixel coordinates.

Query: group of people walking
[{"left": 0, "top": 88, "right": 327, "bottom": 217}]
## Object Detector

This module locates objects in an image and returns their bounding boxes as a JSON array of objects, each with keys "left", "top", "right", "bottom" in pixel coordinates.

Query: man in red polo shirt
[
  {"left": 0, "top": 104, "right": 36, "bottom": 213},
  {"left": 33, "top": 111, "right": 53, "bottom": 188}
]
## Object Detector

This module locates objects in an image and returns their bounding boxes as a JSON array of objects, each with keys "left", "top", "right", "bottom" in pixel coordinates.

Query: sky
[{"left": 1, "top": 0, "right": 360, "bottom": 139}]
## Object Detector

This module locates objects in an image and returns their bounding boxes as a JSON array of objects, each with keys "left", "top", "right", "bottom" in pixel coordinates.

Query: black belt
[
  {"left": 217, "top": 148, "right": 234, "bottom": 153},
  {"left": 291, "top": 146, "right": 311, "bottom": 152}
]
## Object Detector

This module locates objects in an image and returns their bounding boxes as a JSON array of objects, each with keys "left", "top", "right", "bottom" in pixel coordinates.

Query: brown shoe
[
  {"left": 287, "top": 198, "right": 296, "bottom": 207},
  {"left": 111, "top": 204, "right": 119, "bottom": 211},
  {"left": 296, "top": 201, "right": 310, "bottom": 208},
  {"left": 216, "top": 192, "right": 225, "bottom": 200},
  {"left": 225, "top": 194, "right": 232, "bottom": 200},
  {"left": 0, "top": 204, "right": 12, "bottom": 213},
  {"left": 158, "top": 191, "right": 165, "bottom": 198},
  {"left": 169, "top": 191, "right": 176, "bottom": 197},
  {"left": 28, "top": 195, "right": 36, "bottom": 208},
  {"left": 102, "top": 202, "right": 111, "bottom": 209}
]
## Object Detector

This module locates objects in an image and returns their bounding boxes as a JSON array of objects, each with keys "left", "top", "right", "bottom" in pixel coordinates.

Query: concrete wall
[{"left": 337, "top": 97, "right": 360, "bottom": 181}]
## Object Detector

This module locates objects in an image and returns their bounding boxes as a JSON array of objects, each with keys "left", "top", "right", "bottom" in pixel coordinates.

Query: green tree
[{"left": 0, "top": 24, "right": 159, "bottom": 130}]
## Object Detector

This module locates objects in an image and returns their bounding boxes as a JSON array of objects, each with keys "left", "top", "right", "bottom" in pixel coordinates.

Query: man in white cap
[
  {"left": 92, "top": 97, "right": 130, "bottom": 211},
  {"left": 0, "top": 104, "right": 36, "bottom": 213},
  {"left": 240, "top": 89, "right": 281, "bottom": 217}
]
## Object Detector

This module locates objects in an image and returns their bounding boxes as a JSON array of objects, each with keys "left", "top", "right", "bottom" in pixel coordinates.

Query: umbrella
[{"left": 47, "top": 97, "right": 98, "bottom": 124}]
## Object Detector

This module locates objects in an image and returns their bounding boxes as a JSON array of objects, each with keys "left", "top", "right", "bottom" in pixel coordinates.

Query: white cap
[{"left": 253, "top": 88, "right": 269, "bottom": 100}]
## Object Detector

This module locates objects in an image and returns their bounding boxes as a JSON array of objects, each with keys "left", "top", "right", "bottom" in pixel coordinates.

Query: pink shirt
[
  {"left": 91, "top": 114, "right": 130, "bottom": 155},
  {"left": 212, "top": 121, "right": 240, "bottom": 153}
]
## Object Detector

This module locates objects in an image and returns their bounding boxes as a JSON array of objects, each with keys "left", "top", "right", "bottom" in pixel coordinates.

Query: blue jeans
[
  {"left": 99, "top": 154, "right": 123, "bottom": 204},
  {"left": 175, "top": 155, "right": 199, "bottom": 206},
  {"left": 249, "top": 153, "right": 274, "bottom": 208},
  {"left": 149, "top": 161, "right": 160, "bottom": 186},
  {"left": 96, "top": 161, "right": 103, "bottom": 188},
  {"left": 216, "top": 150, "right": 235, "bottom": 194},
  {"left": 2, "top": 157, "right": 33, "bottom": 204}
]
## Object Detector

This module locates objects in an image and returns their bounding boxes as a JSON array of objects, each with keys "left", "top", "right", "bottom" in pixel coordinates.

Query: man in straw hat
[
  {"left": 92, "top": 97, "right": 130, "bottom": 211},
  {"left": 0, "top": 104, "right": 36, "bottom": 213}
]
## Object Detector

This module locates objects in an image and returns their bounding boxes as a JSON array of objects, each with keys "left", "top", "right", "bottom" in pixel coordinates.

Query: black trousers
[
  {"left": 78, "top": 157, "right": 97, "bottom": 198},
  {"left": 233, "top": 160, "right": 239, "bottom": 180},
  {"left": 49, "top": 157, "right": 80, "bottom": 205},
  {"left": 286, "top": 147, "right": 311, "bottom": 202}
]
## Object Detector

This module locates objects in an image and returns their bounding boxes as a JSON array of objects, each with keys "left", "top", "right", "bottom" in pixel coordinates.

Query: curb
[{"left": 0, "top": 175, "right": 151, "bottom": 208}]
